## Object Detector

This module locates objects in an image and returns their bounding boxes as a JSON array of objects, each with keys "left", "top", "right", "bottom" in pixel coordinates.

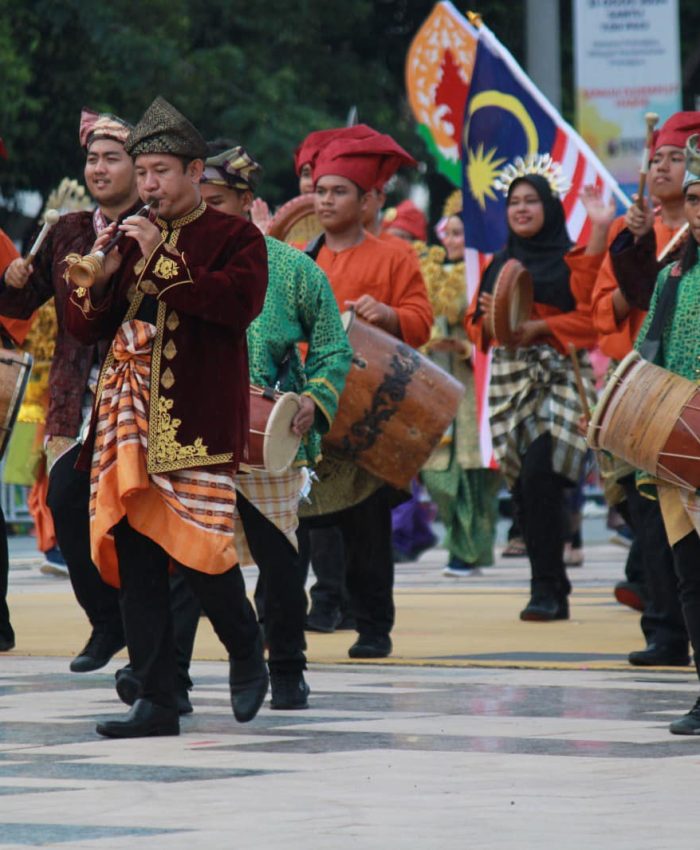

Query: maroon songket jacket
[
  {"left": 64, "top": 201, "right": 268, "bottom": 473},
  {"left": 0, "top": 210, "right": 118, "bottom": 438}
]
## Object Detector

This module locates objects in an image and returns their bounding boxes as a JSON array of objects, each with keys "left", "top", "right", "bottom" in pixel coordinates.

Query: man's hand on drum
[
  {"left": 625, "top": 195, "right": 655, "bottom": 241},
  {"left": 4, "top": 258, "right": 32, "bottom": 289},
  {"left": 291, "top": 395, "right": 316, "bottom": 436},
  {"left": 346, "top": 295, "right": 400, "bottom": 336}
]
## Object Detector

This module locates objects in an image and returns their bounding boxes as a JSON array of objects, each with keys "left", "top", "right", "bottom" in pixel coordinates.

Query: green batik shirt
[
  {"left": 635, "top": 259, "right": 700, "bottom": 381},
  {"left": 246, "top": 236, "right": 352, "bottom": 466}
]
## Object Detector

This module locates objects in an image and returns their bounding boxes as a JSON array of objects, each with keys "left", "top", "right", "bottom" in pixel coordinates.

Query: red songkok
[
  {"left": 381, "top": 200, "right": 427, "bottom": 241},
  {"left": 651, "top": 111, "right": 700, "bottom": 155},
  {"left": 313, "top": 128, "right": 416, "bottom": 192},
  {"left": 79, "top": 107, "right": 132, "bottom": 150},
  {"left": 294, "top": 124, "right": 377, "bottom": 176}
]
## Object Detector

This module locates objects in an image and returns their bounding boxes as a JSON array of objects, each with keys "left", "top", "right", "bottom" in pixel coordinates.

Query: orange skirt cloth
[{"left": 89, "top": 320, "right": 239, "bottom": 588}]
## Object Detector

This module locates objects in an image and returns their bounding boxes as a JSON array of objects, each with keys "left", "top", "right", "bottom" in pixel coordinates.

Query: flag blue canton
[{"left": 462, "top": 38, "right": 557, "bottom": 253}]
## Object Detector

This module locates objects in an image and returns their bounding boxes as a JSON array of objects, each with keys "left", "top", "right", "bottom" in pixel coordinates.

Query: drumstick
[
  {"left": 657, "top": 222, "right": 689, "bottom": 262},
  {"left": 24, "top": 209, "right": 60, "bottom": 265},
  {"left": 637, "top": 112, "right": 659, "bottom": 210},
  {"left": 568, "top": 342, "right": 591, "bottom": 422}
]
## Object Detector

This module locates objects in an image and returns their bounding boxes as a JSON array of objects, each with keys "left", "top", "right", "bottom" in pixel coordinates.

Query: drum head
[
  {"left": 587, "top": 349, "right": 641, "bottom": 448},
  {"left": 268, "top": 195, "right": 322, "bottom": 246},
  {"left": 491, "top": 258, "right": 534, "bottom": 346},
  {"left": 263, "top": 392, "right": 302, "bottom": 474}
]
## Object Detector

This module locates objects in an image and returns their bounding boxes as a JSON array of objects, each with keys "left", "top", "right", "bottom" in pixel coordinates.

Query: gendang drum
[
  {"left": 0, "top": 348, "right": 33, "bottom": 460},
  {"left": 324, "top": 312, "right": 464, "bottom": 489},
  {"left": 245, "top": 385, "right": 302, "bottom": 475},
  {"left": 587, "top": 349, "right": 700, "bottom": 490}
]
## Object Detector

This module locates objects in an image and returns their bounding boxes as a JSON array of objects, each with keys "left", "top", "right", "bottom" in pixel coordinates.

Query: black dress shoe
[
  {"left": 229, "top": 638, "right": 269, "bottom": 723},
  {"left": 670, "top": 696, "right": 700, "bottom": 735},
  {"left": 628, "top": 643, "right": 690, "bottom": 667},
  {"left": 348, "top": 634, "right": 392, "bottom": 659},
  {"left": 270, "top": 672, "right": 310, "bottom": 710},
  {"left": 305, "top": 607, "right": 342, "bottom": 633},
  {"left": 96, "top": 698, "right": 180, "bottom": 739},
  {"left": 519, "top": 596, "right": 569, "bottom": 622},
  {"left": 0, "top": 636, "right": 15, "bottom": 652},
  {"left": 116, "top": 666, "right": 194, "bottom": 715},
  {"left": 70, "top": 629, "right": 125, "bottom": 673}
]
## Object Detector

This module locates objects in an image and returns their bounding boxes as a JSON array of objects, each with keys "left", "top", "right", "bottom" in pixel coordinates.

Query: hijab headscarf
[{"left": 477, "top": 174, "right": 575, "bottom": 314}]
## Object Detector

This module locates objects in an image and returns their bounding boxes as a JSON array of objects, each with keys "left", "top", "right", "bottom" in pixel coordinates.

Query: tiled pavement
[{"left": 1, "top": 529, "right": 699, "bottom": 849}]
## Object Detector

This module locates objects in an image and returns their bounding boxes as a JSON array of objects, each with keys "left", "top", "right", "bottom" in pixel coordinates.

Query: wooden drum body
[
  {"left": 268, "top": 195, "right": 322, "bottom": 247},
  {"left": 0, "top": 348, "right": 33, "bottom": 460},
  {"left": 246, "top": 385, "right": 302, "bottom": 474},
  {"left": 324, "top": 313, "right": 465, "bottom": 489},
  {"left": 588, "top": 349, "right": 700, "bottom": 490},
  {"left": 486, "top": 258, "right": 534, "bottom": 347}
]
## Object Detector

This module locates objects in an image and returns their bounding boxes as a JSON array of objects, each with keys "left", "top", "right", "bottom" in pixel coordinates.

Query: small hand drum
[
  {"left": 486, "top": 258, "right": 534, "bottom": 347},
  {"left": 268, "top": 195, "right": 323, "bottom": 247}
]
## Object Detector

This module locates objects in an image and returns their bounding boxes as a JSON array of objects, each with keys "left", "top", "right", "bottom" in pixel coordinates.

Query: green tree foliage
[{"left": 0, "top": 0, "right": 522, "bottom": 210}]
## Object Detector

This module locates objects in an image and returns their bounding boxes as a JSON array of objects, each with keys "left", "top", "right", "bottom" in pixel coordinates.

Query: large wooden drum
[
  {"left": 588, "top": 349, "right": 700, "bottom": 490},
  {"left": 0, "top": 348, "right": 33, "bottom": 460},
  {"left": 268, "top": 195, "right": 322, "bottom": 247},
  {"left": 324, "top": 312, "right": 465, "bottom": 489},
  {"left": 485, "top": 258, "right": 534, "bottom": 347}
]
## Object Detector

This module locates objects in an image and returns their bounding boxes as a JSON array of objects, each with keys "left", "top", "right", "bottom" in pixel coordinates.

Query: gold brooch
[{"left": 153, "top": 255, "right": 179, "bottom": 280}]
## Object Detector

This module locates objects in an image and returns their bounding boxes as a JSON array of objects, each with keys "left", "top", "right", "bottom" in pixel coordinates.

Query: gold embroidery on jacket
[
  {"left": 161, "top": 367, "right": 175, "bottom": 389},
  {"left": 153, "top": 255, "right": 180, "bottom": 280},
  {"left": 163, "top": 340, "right": 177, "bottom": 360},
  {"left": 153, "top": 396, "right": 210, "bottom": 465}
]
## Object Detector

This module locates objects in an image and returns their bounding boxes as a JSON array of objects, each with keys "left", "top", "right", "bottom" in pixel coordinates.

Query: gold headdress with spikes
[
  {"left": 441, "top": 189, "right": 462, "bottom": 219},
  {"left": 493, "top": 153, "right": 570, "bottom": 199}
]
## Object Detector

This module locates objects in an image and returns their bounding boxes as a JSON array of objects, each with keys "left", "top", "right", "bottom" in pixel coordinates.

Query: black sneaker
[
  {"left": 348, "top": 634, "right": 392, "bottom": 659},
  {"left": 519, "top": 597, "right": 569, "bottom": 622},
  {"left": 270, "top": 672, "right": 310, "bottom": 710},
  {"left": 70, "top": 629, "right": 125, "bottom": 672},
  {"left": 669, "top": 697, "right": 700, "bottom": 735}
]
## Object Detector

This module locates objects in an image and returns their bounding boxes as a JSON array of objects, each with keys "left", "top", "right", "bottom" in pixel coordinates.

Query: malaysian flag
[{"left": 461, "top": 23, "right": 629, "bottom": 467}]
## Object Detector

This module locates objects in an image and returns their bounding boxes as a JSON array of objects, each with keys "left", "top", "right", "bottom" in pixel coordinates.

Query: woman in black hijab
[{"left": 466, "top": 174, "right": 614, "bottom": 622}]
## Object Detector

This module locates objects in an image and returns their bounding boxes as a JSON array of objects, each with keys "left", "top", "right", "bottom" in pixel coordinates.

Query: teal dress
[{"left": 421, "top": 277, "right": 501, "bottom": 567}]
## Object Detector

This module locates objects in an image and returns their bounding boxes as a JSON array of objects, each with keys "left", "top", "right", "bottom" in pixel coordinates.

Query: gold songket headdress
[{"left": 493, "top": 152, "right": 569, "bottom": 199}]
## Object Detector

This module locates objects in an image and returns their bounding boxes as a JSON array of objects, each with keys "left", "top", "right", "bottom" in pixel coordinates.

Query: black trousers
[
  {"left": 171, "top": 490, "right": 308, "bottom": 681},
  {"left": 46, "top": 445, "right": 123, "bottom": 637},
  {"left": 306, "top": 525, "right": 350, "bottom": 615},
  {"left": 671, "top": 531, "right": 700, "bottom": 680},
  {"left": 512, "top": 433, "right": 571, "bottom": 600},
  {"left": 113, "top": 518, "right": 259, "bottom": 709},
  {"left": 0, "top": 505, "right": 13, "bottom": 644},
  {"left": 620, "top": 475, "right": 687, "bottom": 650},
  {"left": 299, "top": 486, "right": 395, "bottom": 637}
]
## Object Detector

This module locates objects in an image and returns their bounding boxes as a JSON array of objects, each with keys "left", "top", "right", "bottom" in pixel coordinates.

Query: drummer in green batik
[
  {"left": 421, "top": 191, "right": 502, "bottom": 577},
  {"left": 634, "top": 134, "right": 700, "bottom": 736},
  {"left": 168, "top": 140, "right": 352, "bottom": 712}
]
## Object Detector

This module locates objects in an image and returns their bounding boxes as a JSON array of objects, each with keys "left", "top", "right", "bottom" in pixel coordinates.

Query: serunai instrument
[
  {"left": 324, "top": 312, "right": 465, "bottom": 489},
  {"left": 243, "top": 385, "right": 302, "bottom": 474},
  {"left": 268, "top": 194, "right": 322, "bottom": 247},
  {"left": 66, "top": 200, "right": 158, "bottom": 288},
  {"left": 0, "top": 349, "right": 33, "bottom": 460},
  {"left": 485, "top": 258, "right": 534, "bottom": 347},
  {"left": 588, "top": 349, "right": 700, "bottom": 490}
]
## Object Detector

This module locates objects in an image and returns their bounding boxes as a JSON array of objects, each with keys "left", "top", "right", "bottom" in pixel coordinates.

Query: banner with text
[{"left": 573, "top": 0, "right": 681, "bottom": 192}]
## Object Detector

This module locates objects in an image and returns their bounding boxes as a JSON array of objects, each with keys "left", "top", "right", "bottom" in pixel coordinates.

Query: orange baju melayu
[
  {"left": 590, "top": 215, "right": 679, "bottom": 360},
  {"left": 316, "top": 232, "right": 432, "bottom": 348}
]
